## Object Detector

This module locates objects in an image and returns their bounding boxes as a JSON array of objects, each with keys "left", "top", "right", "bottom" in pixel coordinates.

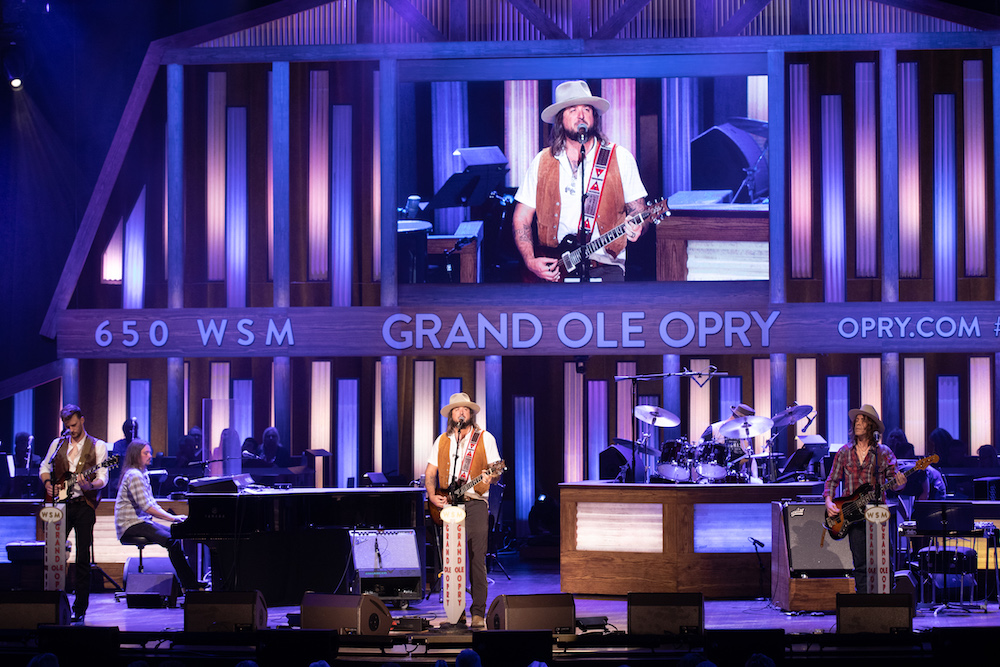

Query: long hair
[
  {"left": 548, "top": 107, "right": 608, "bottom": 156},
  {"left": 119, "top": 439, "right": 150, "bottom": 492},
  {"left": 849, "top": 415, "right": 879, "bottom": 446}
]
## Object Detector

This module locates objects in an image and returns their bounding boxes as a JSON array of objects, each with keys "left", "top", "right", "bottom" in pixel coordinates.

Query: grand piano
[{"left": 172, "top": 477, "right": 426, "bottom": 605}]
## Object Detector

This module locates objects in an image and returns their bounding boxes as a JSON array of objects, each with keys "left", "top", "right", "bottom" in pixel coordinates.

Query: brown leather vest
[
  {"left": 435, "top": 429, "right": 489, "bottom": 497},
  {"left": 535, "top": 145, "right": 627, "bottom": 257},
  {"left": 52, "top": 435, "right": 102, "bottom": 508}
]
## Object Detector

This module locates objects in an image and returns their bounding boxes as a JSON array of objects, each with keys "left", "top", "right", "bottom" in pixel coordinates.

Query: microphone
[
  {"left": 457, "top": 419, "right": 466, "bottom": 432},
  {"left": 800, "top": 412, "right": 817, "bottom": 433},
  {"left": 576, "top": 122, "right": 589, "bottom": 144},
  {"left": 61, "top": 427, "right": 71, "bottom": 437},
  {"left": 748, "top": 536, "right": 765, "bottom": 548}
]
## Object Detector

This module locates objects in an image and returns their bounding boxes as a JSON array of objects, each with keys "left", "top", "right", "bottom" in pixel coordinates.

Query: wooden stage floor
[{"left": 4, "top": 553, "right": 999, "bottom": 666}]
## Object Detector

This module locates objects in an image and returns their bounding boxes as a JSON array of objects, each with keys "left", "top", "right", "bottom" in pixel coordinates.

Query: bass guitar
[
  {"left": 535, "top": 198, "right": 671, "bottom": 281},
  {"left": 47, "top": 455, "right": 121, "bottom": 503},
  {"left": 823, "top": 454, "right": 938, "bottom": 540},
  {"left": 428, "top": 460, "right": 506, "bottom": 525}
]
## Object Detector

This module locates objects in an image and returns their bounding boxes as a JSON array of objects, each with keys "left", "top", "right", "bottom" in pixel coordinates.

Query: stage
[{"left": 2, "top": 554, "right": 999, "bottom": 666}]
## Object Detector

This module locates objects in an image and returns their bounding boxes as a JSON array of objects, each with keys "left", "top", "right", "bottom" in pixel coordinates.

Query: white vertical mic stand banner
[
  {"left": 40, "top": 503, "right": 68, "bottom": 592},
  {"left": 865, "top": 504, "right": 893, "bottom": 593},
  {"left": 440, "top": 504, "right": 467, "bottom": 624}
]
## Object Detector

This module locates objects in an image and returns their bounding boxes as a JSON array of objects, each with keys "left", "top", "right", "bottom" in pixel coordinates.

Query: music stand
[
  {"left": 425, "top": 146, "right": 509, "bottom": 214},
  {"left": 776, "top": 436, "right": 828, "bottom": 482},
  {"left": 911, "top": 501, "right": 981, "bottom": 613}
]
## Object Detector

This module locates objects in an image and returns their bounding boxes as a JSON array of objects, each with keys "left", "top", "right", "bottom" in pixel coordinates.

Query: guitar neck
[{"left": 581, "top": 210, "right": 653, "bottom": 258}]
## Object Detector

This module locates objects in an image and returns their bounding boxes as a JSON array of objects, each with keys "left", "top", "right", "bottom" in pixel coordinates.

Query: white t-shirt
[
  {"left": 426, "top": 428, "right": 501, "bottom": 501},
  {"left": 515, "top": 142, "right": 647, "bottom": 272}
]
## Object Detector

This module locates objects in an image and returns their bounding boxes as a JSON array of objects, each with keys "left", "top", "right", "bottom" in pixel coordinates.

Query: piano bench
[{"left": 120, "top": 535, "right": 151, "bottom": 573}]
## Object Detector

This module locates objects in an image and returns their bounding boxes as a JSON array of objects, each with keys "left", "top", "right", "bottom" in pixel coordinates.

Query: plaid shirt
[
  {"left": 823, "top": 442, "right": 899, "bottom": 502},
  {"left": 114, "top": 467, "right": 156, "bottom": 539}
]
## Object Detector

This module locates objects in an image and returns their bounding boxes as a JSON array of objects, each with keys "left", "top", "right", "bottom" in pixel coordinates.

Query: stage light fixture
[{"left": 9, "top": 75, "right": 22, "bottom": 90}]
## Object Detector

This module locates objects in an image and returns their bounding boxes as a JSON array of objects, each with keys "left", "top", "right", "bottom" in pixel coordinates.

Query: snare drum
[
  {"left": 694, "top": 441, "right": 729, "bottom": 479},
  {"left": 656, "top": 438, "right": 692, "bottom": 481}
]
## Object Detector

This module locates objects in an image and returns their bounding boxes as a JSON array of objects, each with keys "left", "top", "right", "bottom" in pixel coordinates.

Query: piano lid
[{"left": 187, "top": 473, "right": 255, "bottom": 494}]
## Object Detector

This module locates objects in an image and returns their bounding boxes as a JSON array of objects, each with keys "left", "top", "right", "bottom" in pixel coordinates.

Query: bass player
[
  {"left": 513, "top": 80, "right": 649, "bottom": 282},
  {"left": 425, "top": 392, "right": 502, "bottom": 628},
  {"left": 823, "top": 404, "right": 906, "bottom": 593}
]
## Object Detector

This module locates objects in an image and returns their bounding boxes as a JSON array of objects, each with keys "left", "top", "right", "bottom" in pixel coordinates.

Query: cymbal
[
  {"left": 634, "top": 405, "right": 680, "bottom": 428},
  {"left": 770, "top": 404, "right": 812, "bottom": 429},
  {"left": 719, "top": 415, "right": 774, "bottom": 439}
]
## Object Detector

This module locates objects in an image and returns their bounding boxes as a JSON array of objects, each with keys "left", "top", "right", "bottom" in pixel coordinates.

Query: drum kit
[{"left": 625, "top": 402, "right": 815, "bottom": 484}]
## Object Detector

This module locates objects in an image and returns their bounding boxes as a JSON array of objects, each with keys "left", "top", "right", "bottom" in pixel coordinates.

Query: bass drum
[
  {"left": 656, "top": 439, "right": 692, "bottom": 481},
  {"left": 694, "top": 442, "right": 729, "bottom": 480}
]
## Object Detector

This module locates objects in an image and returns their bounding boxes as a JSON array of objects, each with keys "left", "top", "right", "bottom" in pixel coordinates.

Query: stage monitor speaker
[
  {"left": 599, "top": 444, "right": 631, "bottom": 482},
  {"left": 486, "top": 593, "right": 575, "bottom": 633},
  {"left": 472, "top": 630, "right": 553, "bottom": 667},
  {"left": 627, "top": 592, "right": 704, "bottom": 635},
  {"left": 783, "top": 502, "right": 854, "bottom": 574},
  {"left": 126, "top": 572, "right": 181, "bottom": 608},
  {"left": 300, "top": 592, "right": 391, "bottom": 635},
  {"left": 184, "top": 590, "right": 267, "bottom": 632},
  {"left": 974, "top": 476, "right": 1000, "bottom": 500},
  {"left": 0, "top": 590, "right": 70, "bottom": 628},
  {"left": 836, "top": 593, "right": 913, "bottom": 633}
]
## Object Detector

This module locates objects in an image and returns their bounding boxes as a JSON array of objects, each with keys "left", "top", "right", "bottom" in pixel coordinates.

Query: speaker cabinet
[
  {"left": 0, "top": 590, "right": 70, "bottom": 628},
  {"left": 837, "top": 593, "right": 913, "bottom": 633},
  {"left": 486, "top": 594, "right": 575, "bottom": 633},
  {"left": 184, "top": 590, "right": 267, "bottom": 632},
  {"left": 784, "top": 503, "right": 853, "bottom": 573},
  {"left": 300, "top": 593, "right": 391, "bottom": 635},
  {"left": 126, "top": 572, "right": 181, "bottom": 608},
  {"left": 627, "top": 592, "right": 704, "bottom": 634}
]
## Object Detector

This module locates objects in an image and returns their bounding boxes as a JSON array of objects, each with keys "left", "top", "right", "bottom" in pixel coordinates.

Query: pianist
[{"left": 115, "top": 439, "right": 203, "bottom": 592}]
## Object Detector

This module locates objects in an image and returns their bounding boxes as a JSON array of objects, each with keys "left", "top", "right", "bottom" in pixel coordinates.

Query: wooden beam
[
  {"left": 383, "top": 0, "right": 445, "bottom": 42},
  {"left": 40, "top": 43, "right": 165, "bottom": 339},
  {"left": 0, "top": 360, "right": 64, "bottom": 401},
  {"left": 875, "top": 0, "right": 1000, "bottom": 31},
  {"left": 505, "top": 0, "right": 570, "bottom": 40},
  {"left": 591, "top": 0, "right": 652, "bottom": 41},
  {"left": 715, "top": 0, "right": 772, "bottom": 38}
]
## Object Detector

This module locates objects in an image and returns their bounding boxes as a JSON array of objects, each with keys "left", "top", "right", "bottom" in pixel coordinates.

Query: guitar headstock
[
  {"left": 489, "top": 460, "right": 507, "bottom": 476},
  {"left": 914, "top": 454, "right": 939, "bottom": 470},
  {"left": 644, "top": 198, "right": 671, "bottom": 224}
]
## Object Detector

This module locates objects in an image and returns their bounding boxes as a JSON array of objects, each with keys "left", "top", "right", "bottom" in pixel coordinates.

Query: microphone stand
[{"left": 576, "top": 132, "right": 591, "bottom": 282}]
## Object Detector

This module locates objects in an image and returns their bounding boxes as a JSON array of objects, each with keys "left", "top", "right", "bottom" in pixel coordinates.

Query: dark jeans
[
  {"left": 847, "top": 516, "right": 895, "bottom": 594},
  {"left": 465, "top": 499, "right": 489, "bottom": 617},
  {"left": 66, "top": 499, "right": 96, "bottom": 615},
  {"left": 121, "top": 521, "right": 199, "bottom": 590}
]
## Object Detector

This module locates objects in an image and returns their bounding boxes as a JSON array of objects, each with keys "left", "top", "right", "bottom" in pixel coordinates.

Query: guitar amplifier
[
  {"left": 349, "top": 529, "right": 423, "bottom": 601},
  {"left": 783, "top": 503, "right": 854, "bottom": 575}
]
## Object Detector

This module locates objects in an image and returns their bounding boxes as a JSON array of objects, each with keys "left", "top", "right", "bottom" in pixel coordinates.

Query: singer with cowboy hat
[
  {"left": 425, "top": 392, "right": 502, "bottom": 628},
  {"left": 823, "top": 404, "right": 906, "bottom": 593},
  {"left": 513, "top": 80, "right": 649, "bottom": 282}
]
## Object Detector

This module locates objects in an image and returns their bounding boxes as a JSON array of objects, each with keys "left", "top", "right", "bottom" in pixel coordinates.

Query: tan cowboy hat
[
  {"left": 849, "top": 404, "right": 884, "bottom": 433},
  {"left": 440, "top": 392, "right": 481, "bottom": 417},
  {"left": 540, "top": 80, "right": 611, "bottom": 124},
  {"left": 731, "top": 403, "right": 755, "bottom": 418}
]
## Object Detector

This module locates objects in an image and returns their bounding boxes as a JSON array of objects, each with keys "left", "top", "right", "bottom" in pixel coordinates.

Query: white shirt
[
  {"left": 39, "top": 434, "right": 109, "bottom": 500},
  {"left": 426, "top": 428, "right": 501, "bottom": 501},
  {"left": 515, "top": 142, "right": 647, "bottom": 272}
]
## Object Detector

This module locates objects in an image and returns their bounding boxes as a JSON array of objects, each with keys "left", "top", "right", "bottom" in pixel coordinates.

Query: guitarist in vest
[
  {"left": 822, "top": 404, "right": 906, "bottom": 593},
  {"left": 513, "top": 80, "right": 649, "bottom": 283},
  {"left": 39, "top": 404, "right": 110, "bottom": 623},
  {"left": 424, "top": 392, "right": 502, "bottom": 629}
]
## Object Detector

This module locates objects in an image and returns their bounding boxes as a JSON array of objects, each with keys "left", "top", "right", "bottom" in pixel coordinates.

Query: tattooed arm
[
  {"left": 624, "top": 198, "right": 648, "bottom": 242},
  {"left": 513, "top": 202, "right": 560, "bottom": 282}
]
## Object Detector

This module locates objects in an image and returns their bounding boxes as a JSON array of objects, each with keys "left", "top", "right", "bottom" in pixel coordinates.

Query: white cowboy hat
[
  {"left": 540, "top": 80, "right": 611, "bottom": 124},
  {"left": 849, "top": 404, "right": 885, "bottom": 434},
  {"left": 440, "top": 392, "right": 481, "bottom": 417}
]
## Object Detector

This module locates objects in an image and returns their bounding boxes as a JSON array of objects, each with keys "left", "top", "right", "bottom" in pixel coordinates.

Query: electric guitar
[
  {"left": 823, "top": 454, "right": 938, "bottom": 540},
  {"left": 428, "top": 460, "right": 506, "bottom": 525},
  {"left": 47, "top": 455, "right": 121, "bottom": 503},
  {"left": 534, "top": 198, "right": 671, "bottom": 281}
]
